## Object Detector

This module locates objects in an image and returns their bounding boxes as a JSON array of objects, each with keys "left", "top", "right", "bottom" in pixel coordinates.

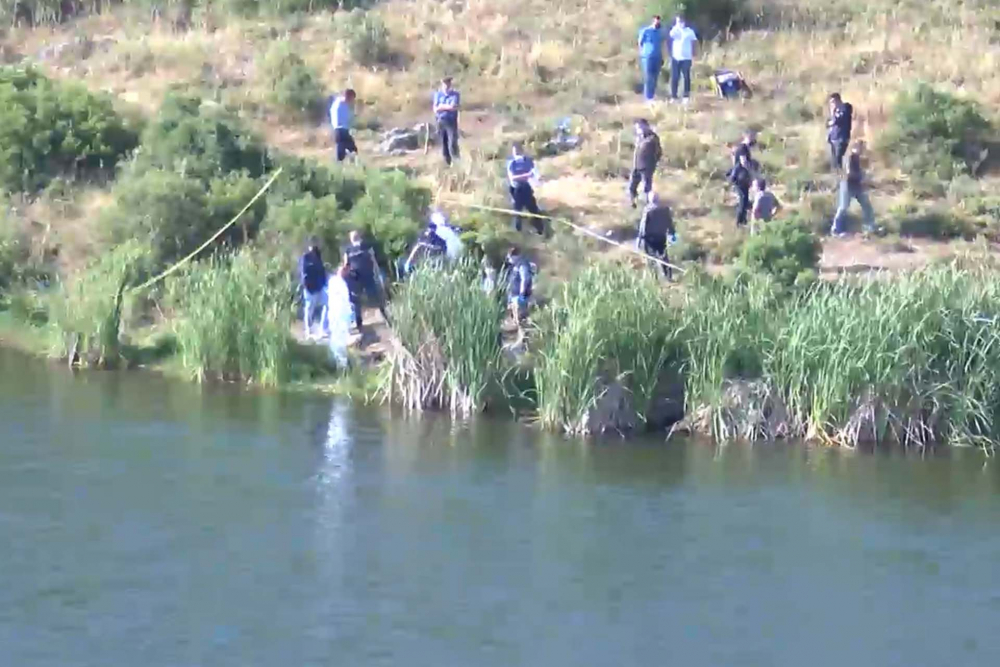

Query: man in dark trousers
[
  {"left": 299, "top": 239, "right": 328, "bottom": 339},
  {"left": 636, "top": 192, "right": 676, "bottom": 279},
  {"left": 330, "top": 88, "right": 357, "bottom": 162},
  {"left": 827, "top": 92, "right": 853, "bottom": 172},
  {"left": 507, "top": 143, "right": 545, "bottom": 235},
  {"left": 727, "top": 151, "right": 753, "bottom": 228},
  {"left": 341, "top": 230, "right": 389, "bottom": 332},
  {"left": 629, "top": 119, "right": 663, "bottom": 208},
  {"left": 433, "top": 77, "right": 461, "bottom": 166}
]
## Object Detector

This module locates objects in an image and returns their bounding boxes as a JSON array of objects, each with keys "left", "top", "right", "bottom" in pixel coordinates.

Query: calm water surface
[{"left": 2, "top": 349, "right": 1000, "bottom": 666}]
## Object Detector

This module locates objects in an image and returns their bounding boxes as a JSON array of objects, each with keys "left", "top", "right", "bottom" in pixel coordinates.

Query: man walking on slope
[
  {"left": 629, "top": 119, "right": 662, "bottom": 208},
  {"left": 669, "top": 15, "right": 698, "bottom": 104},
  {"left": 433, "top": 77, "right": 461, "bottom": 166},
  {"left": 637, "top": 15, "right": 665, "bottom": 102},
  {"left": 507, "top": 144, "right": 545, "bottom": 235},
  {"left": 330, "top": 89, "right": 358, "bottom": 163},
  {"left": 830, "top": 141, "right": 876, "bottom": 236},
  {"left": 827, "top": 92, "right": 853, "bottom": 172},
  {"left": 636, "top": 192, "right": 676, "bottom": 280}
]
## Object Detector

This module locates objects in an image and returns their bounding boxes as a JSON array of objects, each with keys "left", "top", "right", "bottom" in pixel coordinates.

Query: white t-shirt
[{"left": 669, "top": 25, "right": 698, "bottom": 61}]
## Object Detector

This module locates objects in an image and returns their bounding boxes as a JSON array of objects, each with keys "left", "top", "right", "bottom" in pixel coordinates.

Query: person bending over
[
  {"left": 750, "top": 179, "right": 782, "bottom": 232},
  {"left": 636, "top": 192, "right": 676, "bottom": 280}
]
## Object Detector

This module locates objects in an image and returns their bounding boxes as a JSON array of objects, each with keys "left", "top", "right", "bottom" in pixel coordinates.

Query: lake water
[{"left": 2, "top": 349, "right": 1000, "bottom": 666}]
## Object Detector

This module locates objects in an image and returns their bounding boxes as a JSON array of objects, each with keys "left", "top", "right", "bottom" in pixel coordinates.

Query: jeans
[
  {"left": 735, "top": 185, "right": 750, "bottom": 227},
  {"left": 510, "top": 184, "right": 544, "bottom": 234},
  {"left": 832, "top": 180, "right": 875, "bottom": 234},
  {"left": 670, "top": 58, "right": 692, "bottom": 99},
  {"left": 303, "top": 288, "right": 328, "bottom": 337},
  {"left": 437, "top": 117, "right": 460, "bottom": 165},
  {"left": 628, "top": 168, "right": 654, "bottom": 201},
  {"left": 829, "top": 138, "right": 849, "bottom": 171},
  {"left": 334, "top": 128, "right": 357, "bottom": 162},
  {"left": 641, "top": 56, "right": 663, "bottom": 101},
  {"left": 640, "top": 236, "right": 672, "bottom": 279}
]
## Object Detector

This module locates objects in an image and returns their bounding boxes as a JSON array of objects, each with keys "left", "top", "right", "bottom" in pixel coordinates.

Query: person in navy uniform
[
  {"left": 432, "top": 77, "right": 461, "bottom": 166},
  {"left": 506, "top": 144, "right": 545, "bottom": 235}
]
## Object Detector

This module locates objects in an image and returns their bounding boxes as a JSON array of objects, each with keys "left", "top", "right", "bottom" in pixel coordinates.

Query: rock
[
  {"left": 379, "top": 128, "right": 420, "bottom": 153},
  {"left": 582, "top": 369, "right": 685, "bottom": 436}
]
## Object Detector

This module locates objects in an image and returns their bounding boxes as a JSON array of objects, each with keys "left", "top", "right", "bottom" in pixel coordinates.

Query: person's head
[
  {"left": 511, "top": 142, "right": 524, "bottom": 158},
  {"left": 441, "top": 77, "right": 453, "bottom": 91},
  {"left": 344, "top": 88, "right": 357, "bottom": 104},
  {"left": 752, "top": 178, "right": 767, "bottom": 193},
  {"left": 675, "top": 14, "right": 685, "bottom": 27},
  {"left": 742, "top": 129, "right": 756, "bottom": 145},
  {"left": 647, "top": 191, "right": 660, "bottom": 206},
  {"left": 634, "top": 118, "right": 650, "bottom": 136},
  {"left": 348, "top": 229, "right": 362, "bottom": 245},
  {"left": 852, "top": 140, "right": 865, "bottom": 155},
  {"left": 506, "top": 246, "right": 521, "bottom": 264},
  {"left": 652, "top": 15, "right": 662, "bottom": 28},
  {"left": 429, "top": 210, "right": 447, "bottom": 228},
  {"left": 828, "top": 92, "right": 841, "bottom": 110},
  {"left": 307, "top": 237, "right": 320, "bottom": 253}
]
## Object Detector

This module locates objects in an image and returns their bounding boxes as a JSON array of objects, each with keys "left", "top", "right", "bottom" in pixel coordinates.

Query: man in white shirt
[{"left": 668, "top": 15, "right": 698, "bottom": 103}]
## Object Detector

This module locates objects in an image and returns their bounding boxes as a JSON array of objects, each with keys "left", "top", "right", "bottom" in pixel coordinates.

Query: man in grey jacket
[{"left": 629, "top": 119, "right": 662, "bottom": 208}]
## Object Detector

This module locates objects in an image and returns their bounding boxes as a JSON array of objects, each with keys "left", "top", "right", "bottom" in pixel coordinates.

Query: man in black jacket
[
  {"left": 727, "top": 151, "right": 753, "bottom": 227},
  {"left": 636, "top": 192, "right": 676, "bottom": 279},
  {"left": 827, "top": 92, "right": 853, "bottom": 172},
  {"left": 629, "top": 119, "right": 662, "bottom": 208}
]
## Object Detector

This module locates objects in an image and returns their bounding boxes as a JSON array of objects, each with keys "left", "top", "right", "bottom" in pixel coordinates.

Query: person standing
[
  {"left": 504, "top": 246, "right": 534, "bottom": 344},
  {"left": 299, "top": 239, "right": 328, "bottom": 339},
  {"left": 668, "top": 15, "right": 698, "bottom": 104},
  {"left": 330, "top": 89, "right": 358, "bottom": 163},
  {"left": 629, "top": 119, "right": 663, "bottom": 208},
  {"left": 727, "top": 151, "right": 753, "bottom": 228},
  {"left": 826, "top": 92, "right": 853, "bottom": 172},
  {"left": 433, "top": 77, "right": 461, "bottom": 166},
  {"left": 636, "top": 192, "right": 676, "bottom": 279},
  {"left": 507, "top": 144, "right": 545, "bottom": 235},
  {"left": 637, "top": 15, "right": 665, "bottom": 102},
  {"left": 342, "top": 230, "right": 389, "bottom": 331},
  {"left": 831, "top": 141, "right": 876, "bottom": 236}
]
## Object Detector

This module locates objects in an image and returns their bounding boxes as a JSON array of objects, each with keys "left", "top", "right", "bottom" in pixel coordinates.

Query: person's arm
[
  {"left": 299, "top": 255, "right": 307, "bottom": 287},
  {"left": 637, "top": 208, "right": 649, "bottom": 246},
  {"left": 690, "top": 31, "right": 698, "bottom": 58},
  {"left": 509, "top": 167, "right": 533, "bottom": 183}
]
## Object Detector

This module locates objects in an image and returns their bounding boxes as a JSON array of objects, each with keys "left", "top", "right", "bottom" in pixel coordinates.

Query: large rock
[{"left": 379, "top": 124, "right": 434, "bottom": 153}]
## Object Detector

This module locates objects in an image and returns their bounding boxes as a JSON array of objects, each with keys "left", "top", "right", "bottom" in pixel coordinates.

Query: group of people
[{"left": 310, "top": 12, "right": 885, "bottom": 342}]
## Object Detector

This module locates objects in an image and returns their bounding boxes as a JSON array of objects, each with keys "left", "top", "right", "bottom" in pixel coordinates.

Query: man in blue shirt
[
  {"left": 507, "top": 144, "right": 545, "bottom": 235},
  {"left": 637, "top": 15, "right": 664, "bottom": 102},
  {"left": 668, "top": 15, "right": 698, "bottom": 103},
  {"left": 329, "top": 88, "right": 357, "bottom": 162},
  {"left": 433, "top": 77, "right": 461, "bottom": 166}
]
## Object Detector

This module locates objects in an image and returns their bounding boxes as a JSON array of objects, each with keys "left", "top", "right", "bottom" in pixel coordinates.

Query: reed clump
[
  {"left": 167, "top": 249, "right": 293, "bottom": 385},
  {"left": 379, "top": 259, "right": 506, "bottom": 417},
  {"left": 533, "top": 264, "right": 684, "bottom": 436}
]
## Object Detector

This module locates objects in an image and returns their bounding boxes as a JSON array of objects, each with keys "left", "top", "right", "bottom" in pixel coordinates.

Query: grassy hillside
[{"left": 2, "top": 0, "right": 1000, "bottom": 294}]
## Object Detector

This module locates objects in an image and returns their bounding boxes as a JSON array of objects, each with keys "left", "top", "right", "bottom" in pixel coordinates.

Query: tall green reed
[
  {"left": 379, "top": 258, "right": 506, "bottom": 416},
  {"left": 167, "top": 249, "right": 292, "bottom": 385}
]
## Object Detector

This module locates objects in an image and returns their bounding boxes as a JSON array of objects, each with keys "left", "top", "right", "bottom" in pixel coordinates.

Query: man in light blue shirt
[
  {"left": 329, "top": 88, "right": 357, "bottom": 162},
  {"left": 507, "top": 144, "right": 544, "bottom": 235},
  {"left": 637, "top": 15, "right": 664, "bottom": 101},
  {"left": 669, "top": 15, "right": 698, "bottom": 103},
  {"left": 432, "top": 77, "right": 461, "bottom": 166}
]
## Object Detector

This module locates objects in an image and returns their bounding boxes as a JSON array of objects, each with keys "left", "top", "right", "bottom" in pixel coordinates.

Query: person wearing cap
[
  {"left": 637, "top": 15, "right": 665, "bottom": 102},
  {"left": 636, "top": 192, "right": 676, "bottom": 279},
  {"left": 433, "top": 77, "right": 461, "bottom": 166},
  {"left": 330, "top": 89, "right": 358, "bottom": 162},
  {"left": 507, "top": 144, "right": 545, "bottom": 235}
]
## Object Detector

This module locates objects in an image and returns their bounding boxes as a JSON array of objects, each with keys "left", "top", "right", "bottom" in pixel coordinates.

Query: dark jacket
[
  {"left": 827, "top": 102, "right": 853, "bottom": 143},
  {"left": 343, "top": 241, "right": 376, "bottom": 281},
  {"left": 633, "top": 131, "right": 663, "bottom": 172},
  {"left": 299, "top": 249, "right": 326, "bottom": 294},
  {"left": 506, "top": 258, "right": 533, "bottom": 298},
  {"left": 638, "top": 203, "right": 676, "bottom": 242},
  {"left": 727, "top": 163, "right": 752, "bottom": 190}
]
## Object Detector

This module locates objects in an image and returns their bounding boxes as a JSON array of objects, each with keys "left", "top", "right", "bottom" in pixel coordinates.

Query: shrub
[
  {"left": 644, "top": 0, "right": 747, "bottom": 34},
  {"left": 345, "top": 169, "right": 430, "bottom": 260},
  {"left": 0, "top": 66, "right": 139, "bottom": 192},
  {"left": 132, "top": 92, "right": 271, "bottom": 182},
  {"left": 339, "top": 9, "right": 392, "bottom": 67},
  {"left": 739, "top": 216, "right": 821, "bottom": 287},
  {"left": 882, "top": 84, "right": 992, "bottom": 182},
  {"left": 261, "top": 42, "right": 325, "bottom": 121},
  {"left": 167, "top": 249, "right": 293, "bottom": 385}
]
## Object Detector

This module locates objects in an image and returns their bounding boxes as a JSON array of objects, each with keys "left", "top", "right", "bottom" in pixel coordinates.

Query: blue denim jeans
[
  {"left": 831, "top": 180, "right": 875, "bottom": 234},
  {"left": 670, "top": 58, "right": 692, "bottom": 99},
  {"left": 303, "top": 288, "right": 328, "bottom": 337},
  {"left": 641, "top": 56, "right": 663, "bottom": 101}
]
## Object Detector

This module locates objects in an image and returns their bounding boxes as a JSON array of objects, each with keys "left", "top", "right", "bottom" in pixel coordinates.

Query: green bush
[
  {"left": 0, "top": 66, "right": 139, "bottom": 192},
  {"left": 261, "top": 42, "right": 325, "bottom": 121},
  {"left": 739, "top": 216, "right": 821, "bottom": 287},
  {"left": 339, "top": 9, "right": 392, "bottom": 67},
  {"left": 882, "top": 83, "right": 991, "bottom": 182},
  {"left": 167, "top": 248, "right": 293, "bottom": 385},
  {"left": 132, "top": 92, "right": 271, "bottom": 182},
  {"left": 644, "top": 0, "right": 747, "bottom": 34}
]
